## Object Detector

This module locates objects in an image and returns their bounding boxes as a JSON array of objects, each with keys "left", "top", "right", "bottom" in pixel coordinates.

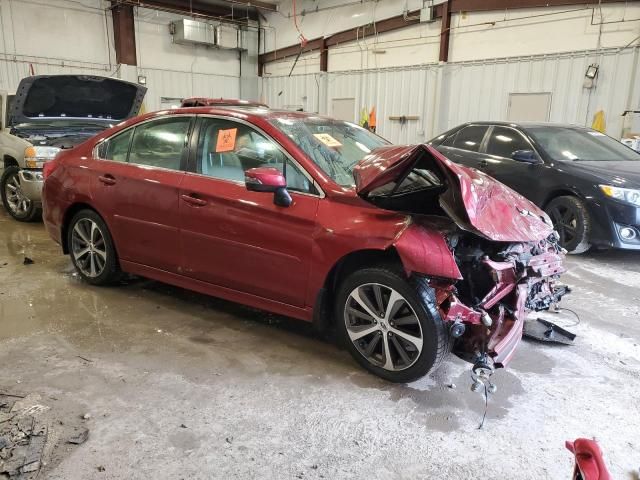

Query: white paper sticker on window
[{"left": 314, "top": 133, "right": 342, "bottom": 147}]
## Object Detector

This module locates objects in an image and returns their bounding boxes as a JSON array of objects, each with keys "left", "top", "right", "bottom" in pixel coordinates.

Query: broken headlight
[{"left": 600, "top": 185, "right": 640, "bottom": 207}]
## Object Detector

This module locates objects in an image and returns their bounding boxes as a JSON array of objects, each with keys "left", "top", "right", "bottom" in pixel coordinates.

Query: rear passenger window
[
  {"left": 128, "top": 118, "right": 191, "bottom": 170},
  {"left": 99, "top": 129, "right": 132, "bottom": 162},
  {"left": 451, "top": 125, "right": 488, "bottom": 152}
]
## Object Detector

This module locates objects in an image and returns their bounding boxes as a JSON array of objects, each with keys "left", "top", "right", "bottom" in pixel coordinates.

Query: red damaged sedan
[{"left": 42, "top": 107, "right": 567, "bottom": 383}]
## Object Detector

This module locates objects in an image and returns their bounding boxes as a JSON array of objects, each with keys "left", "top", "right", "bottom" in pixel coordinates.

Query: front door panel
[{"left": 179, "top": 175, "right": 319, "bottom": 306}]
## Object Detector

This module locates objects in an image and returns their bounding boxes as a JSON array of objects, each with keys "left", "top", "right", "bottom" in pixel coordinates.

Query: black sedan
[{"left": 429, "top": 122, "right": 640, "bottom": 253}]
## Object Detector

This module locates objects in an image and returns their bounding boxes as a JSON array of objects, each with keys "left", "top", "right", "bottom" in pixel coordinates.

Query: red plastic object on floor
[{"left": 566, "top": 439, "right": 612, "bottom": 480}]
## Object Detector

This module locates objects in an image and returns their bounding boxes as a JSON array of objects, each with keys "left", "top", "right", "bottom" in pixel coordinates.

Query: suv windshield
[
  {"left": 270, "top": 116, "right": 389, "bottom": 186},
  {"left": 528, "top": 126, "right": 640, "bottom": 162}
]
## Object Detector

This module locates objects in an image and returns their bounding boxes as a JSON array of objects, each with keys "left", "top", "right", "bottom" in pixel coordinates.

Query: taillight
[{"left": 43, "top": 159, "right": 59, "bottom": 179}]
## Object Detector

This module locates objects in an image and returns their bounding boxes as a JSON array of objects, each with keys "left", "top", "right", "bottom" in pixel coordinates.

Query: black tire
[
  {"left": 335, "top": 265, "right": 449, "bottom": 383},
  {"left": 67, "top": 209, "right": 121, "bottom": 285},
  {"left": 545, "top": 196, "right": 591, "bottom": 254},
  {"left": 1, "top": 166, "right": 41, "bottom": 222}
]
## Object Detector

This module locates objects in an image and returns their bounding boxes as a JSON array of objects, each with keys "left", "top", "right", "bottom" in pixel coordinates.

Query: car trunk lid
[
  {"left": 9, "top": 75, "right": 147, "bottom": 126},
  {"left": 354, "top": 144, "right": 554, "bottom": 243}
]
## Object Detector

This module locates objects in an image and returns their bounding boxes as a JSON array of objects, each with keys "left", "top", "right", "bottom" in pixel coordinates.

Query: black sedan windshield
[
  {"left": 271, "top": 116, "right": 389, "bottom": 186},
  {"left": 528, "top": 126, "right": 640, "bottom": 162}
]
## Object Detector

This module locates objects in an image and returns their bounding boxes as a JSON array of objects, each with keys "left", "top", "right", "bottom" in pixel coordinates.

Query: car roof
[
  {"left": 456, "top": 120, "right": 591, "bottom": 130},
  {"left": 150, "top": 106, "right": 341, "bottom": 123},
  {"left": 181, "top": 97, "right": 269, "bottom": 108}
]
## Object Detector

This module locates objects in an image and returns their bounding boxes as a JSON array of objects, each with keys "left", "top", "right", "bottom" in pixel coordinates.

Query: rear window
[{"left": 445, "top": 125, "right": 489, "bottom": 152}]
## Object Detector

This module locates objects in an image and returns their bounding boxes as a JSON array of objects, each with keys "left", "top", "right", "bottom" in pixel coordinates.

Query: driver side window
[{"left": 197, "top": 118, "right": 317, "bottom": 194}]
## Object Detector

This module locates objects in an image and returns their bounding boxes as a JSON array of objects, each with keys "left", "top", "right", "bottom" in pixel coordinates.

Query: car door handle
[
  {"left": 181, "top": 194, "right": 208, "bottom": 207},
  {"left": 98, "top": 174, "right": 116, "bottom": 186}
]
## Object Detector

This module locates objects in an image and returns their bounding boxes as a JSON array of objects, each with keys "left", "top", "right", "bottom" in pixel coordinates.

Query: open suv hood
[
  {"left": 354, "top": 144, "right": 554, "bottom": 243},
  {"left": 9, "top": 75, "right": 146, "bottom": 126}
]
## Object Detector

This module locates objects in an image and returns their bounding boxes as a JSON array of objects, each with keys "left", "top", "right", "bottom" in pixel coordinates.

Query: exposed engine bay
[{"left": 433, "top": 230, "right": 568, "bottom": 371}]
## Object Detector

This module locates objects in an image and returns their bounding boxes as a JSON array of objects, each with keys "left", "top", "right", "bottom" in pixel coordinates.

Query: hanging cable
[{"left": 292, "top": 0, "right": 308, "bottom": 47}]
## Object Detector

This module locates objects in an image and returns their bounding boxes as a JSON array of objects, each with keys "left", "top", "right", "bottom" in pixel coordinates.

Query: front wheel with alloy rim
[
  {"left": 545, "top": 195, "right": 591, "bottom": 254},
  {"left": 336, "top": 266, "right": 449, "bottom": 383},
  {"left": 67, "top": 209, "right": 121, "bottom": 285},
  {"left": 1, "top": 166, "right": 41, "bottom": 221}
]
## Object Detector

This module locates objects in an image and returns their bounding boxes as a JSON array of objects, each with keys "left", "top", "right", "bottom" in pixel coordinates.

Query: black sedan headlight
[{"left": 599, "top": 185, "right": 640, "bottom": 207}]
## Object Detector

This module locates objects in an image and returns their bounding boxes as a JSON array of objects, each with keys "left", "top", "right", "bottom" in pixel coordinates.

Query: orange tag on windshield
[{"left": 215, "top": 128, "right": 237, "bottom": 152}]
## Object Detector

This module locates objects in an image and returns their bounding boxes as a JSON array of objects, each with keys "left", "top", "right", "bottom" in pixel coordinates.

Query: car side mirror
[
  {"left": 511, "top": 149, "right": 540, "bottom": 164},
  {"left": 245, "top": 167, "right": 292, "bottom": 207}
]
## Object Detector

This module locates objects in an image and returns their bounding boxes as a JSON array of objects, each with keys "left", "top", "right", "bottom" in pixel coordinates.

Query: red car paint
[
  {"left": 42, "top": 107, "right": 565, "bottom": 372},
  {"left": 566, "top": 439, "right": 612, "bottom": 480},
  {"left": 354, "top": 144, "right": 555, "bottom": 242}
]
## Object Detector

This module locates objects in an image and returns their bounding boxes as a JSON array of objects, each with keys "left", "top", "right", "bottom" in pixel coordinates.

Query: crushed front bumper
[
  {"left": 18, "top": 169, "right": 44, "bottom": 204},
  {"left": 436, "top": 243, "right": 566, "bottom": 369}
]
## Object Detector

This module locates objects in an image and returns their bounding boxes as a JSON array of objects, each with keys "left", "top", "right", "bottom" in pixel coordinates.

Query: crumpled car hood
[{"left": 354, "top": 144, "right": 554, "bottom": 243}]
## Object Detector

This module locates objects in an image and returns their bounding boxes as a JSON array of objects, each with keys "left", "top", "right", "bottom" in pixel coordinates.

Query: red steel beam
[
  {"left": 439, "top": 1, "right": 451, "bottom": 62},
  {"left": 111, "top": 2, "right": 137, "bottom": 66},
  {"left": 114, "top": 0, "right": 259, "bottom": 21}
]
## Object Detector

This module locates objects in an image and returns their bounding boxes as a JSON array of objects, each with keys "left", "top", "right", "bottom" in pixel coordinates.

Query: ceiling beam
[
  {"left": 259, "top": 0, "right": 625, "bottom": 66},
  {"left": 114, "top": 0, "right": 259, "bottom": 22},
  {"left": 439, "top": 1, "right": 451, "bottom": 62},
  {"left": 216, "top": 0, "right": 277, "bottom": 12}
]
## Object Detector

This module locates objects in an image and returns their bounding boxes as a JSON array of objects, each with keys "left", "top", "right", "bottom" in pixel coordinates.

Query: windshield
[
  {"left": 528, "top": 126, "right": 640, "bottom": 162},
  {"left": 271, "top": 116, "right": 389, "bottom": 186}
]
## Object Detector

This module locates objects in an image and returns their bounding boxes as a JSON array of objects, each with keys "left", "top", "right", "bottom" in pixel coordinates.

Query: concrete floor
[{"left": 1, "top": 209, "right": 639, "bottom": 480}]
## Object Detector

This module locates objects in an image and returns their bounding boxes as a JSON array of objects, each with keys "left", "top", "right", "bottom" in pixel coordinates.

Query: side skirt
[{"left": 120, "top": 260, "right": 313, "bottom": 322}]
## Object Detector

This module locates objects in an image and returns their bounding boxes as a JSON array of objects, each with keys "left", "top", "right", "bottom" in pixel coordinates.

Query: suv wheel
[
  {"left": 545, "top": 196, "right": 591, "bottom": 254},
  {"left": 68, "top": 209, "right": 121, "bottom": 285},
  {"left": 335, "top": 266, "right": 449, "bottom": 383},
  {"left": 1, "top": 166, "right": 41, "bottom": 221}
]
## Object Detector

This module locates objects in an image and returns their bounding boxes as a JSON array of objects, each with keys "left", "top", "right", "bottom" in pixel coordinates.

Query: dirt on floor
[{"left": 0, "top": 209, "right": 639, "bottom": 479}]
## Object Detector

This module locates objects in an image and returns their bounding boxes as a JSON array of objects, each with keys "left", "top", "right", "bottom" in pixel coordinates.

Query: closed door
[
  {"left": 480, "top": 126, "right": 541, "bottom": 198},
  {"left": 438, "top": 124, "right": 490, "bottom": 169},
  {"left": 179, "top": 117, "right": 320, "bottom": 306},
  {"left": 91, "top": 116, "right": 193, "bottom": 273}
]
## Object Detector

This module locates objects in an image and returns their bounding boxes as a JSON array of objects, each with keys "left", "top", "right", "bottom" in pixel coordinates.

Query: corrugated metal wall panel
[
  {"left": 261, "top": 46, "right": 640, "bottom": 144},
  {"left": 0, "top": 56, "right": 240, "bottom": 113},
  {"left": 260, "top": 74, "right": 320, "bottom": 112}
]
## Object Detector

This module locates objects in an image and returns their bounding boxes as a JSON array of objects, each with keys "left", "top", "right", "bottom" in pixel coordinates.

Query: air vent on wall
[{"left": 170, "top": 19, "right": 239, "bottom": 50}]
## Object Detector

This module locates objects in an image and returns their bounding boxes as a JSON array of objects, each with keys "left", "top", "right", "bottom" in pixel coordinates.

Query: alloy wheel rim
[
  {"left": 344, "top": 283, "right": 423, "bottom": 372},
  {"left": 549, "top": 205, "right": 577, "bottom": 246},
  {"left": 4, "top": 173, "right": 31, "bottom": 216},
  {"left": 71, "top": 219, "right": 107, "bottom": 278}
]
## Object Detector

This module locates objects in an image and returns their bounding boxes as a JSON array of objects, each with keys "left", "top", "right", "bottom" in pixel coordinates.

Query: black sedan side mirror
[{"left": 511, "top": 150, "right": 541, "bottom": 164}]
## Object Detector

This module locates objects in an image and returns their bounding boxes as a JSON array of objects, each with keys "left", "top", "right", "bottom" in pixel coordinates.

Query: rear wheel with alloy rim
[
  {"left": 67, "top": 209, "right": 121, "bottom": 285},
  {"left": 336, "top": 266, "right": 449, "bottom": 383},
  {"left": 545, "top": 195, "right": 591, "bottom": 254},
  {"left": 1, "top": 166, "right": 41, "bottom": 221}
]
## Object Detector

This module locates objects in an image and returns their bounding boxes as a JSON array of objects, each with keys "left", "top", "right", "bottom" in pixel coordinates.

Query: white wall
[
  {"left": 0, "top": 0, "right": 247, "bottom": 112},
  {"left": 261, "top": 46, "right": 640, "bottom": 143},
  {"left": 262, "top": 1, "right": 640, "bottom": 68}
]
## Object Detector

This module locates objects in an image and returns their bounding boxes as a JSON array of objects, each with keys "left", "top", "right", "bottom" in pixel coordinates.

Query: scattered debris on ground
[
  {"left": 0, "top": 390, "right": 87, "bottom": 478},
  {"left": 524, "top": 318, "right": 577, "bottom": 345}
]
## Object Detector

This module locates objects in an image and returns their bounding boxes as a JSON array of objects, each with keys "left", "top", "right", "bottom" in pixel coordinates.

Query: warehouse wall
[
  {"left": 261, "top": 2, "right": 640, "bottom": 73},
  {"left": 0, "top": 0, "right": 244, "bottom": 112},
  {"left": 261, "top": 46, "right": 640, "bottom": 142}
]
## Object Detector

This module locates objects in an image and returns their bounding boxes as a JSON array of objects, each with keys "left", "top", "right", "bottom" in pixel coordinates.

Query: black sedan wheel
[
  {"left": 1, "top": 166, "right": 41, "bottom": 222},
  {"left": 545, "top": 196, "right": 591, "bottom": 254}
]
